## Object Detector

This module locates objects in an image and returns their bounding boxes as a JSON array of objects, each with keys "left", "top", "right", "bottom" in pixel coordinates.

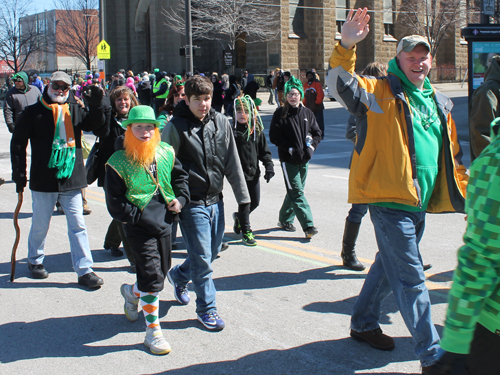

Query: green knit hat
[
  {"left": 284, "top": 75, "right": 304, "bottom": 99},
  {"left": 121, "top": 105, "right": 160, "bottom": 128}
]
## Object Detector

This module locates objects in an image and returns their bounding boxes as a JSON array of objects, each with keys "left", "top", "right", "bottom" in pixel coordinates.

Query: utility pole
[{"left": 185, "top": 0, "right": 193, "bottom": 75}]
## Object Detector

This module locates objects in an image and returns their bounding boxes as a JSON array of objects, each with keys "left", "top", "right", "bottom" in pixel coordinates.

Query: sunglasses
[
  {"left": 14, "top": 78, "right": 24, "bottom": 83},
  {"left": 51, "top": 82, "right": 70, "bottom": 92}
]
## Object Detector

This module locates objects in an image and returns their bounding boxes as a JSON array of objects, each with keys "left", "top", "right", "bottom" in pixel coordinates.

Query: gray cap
[
  {"left": 50, "top": 71, "right": 72, "bottom": 85},
  {"left": 396, "top": 35, "right": 431, "bottom": 54}
]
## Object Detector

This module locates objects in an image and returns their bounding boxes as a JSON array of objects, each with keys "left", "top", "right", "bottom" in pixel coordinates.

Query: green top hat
[{"left": 121, "top": 105, "right": 161, "bottom": 128}]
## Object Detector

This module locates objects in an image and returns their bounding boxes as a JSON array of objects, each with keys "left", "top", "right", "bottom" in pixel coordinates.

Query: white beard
[{"left": 48, "top": 87, "right": 69, "bottom": 104}]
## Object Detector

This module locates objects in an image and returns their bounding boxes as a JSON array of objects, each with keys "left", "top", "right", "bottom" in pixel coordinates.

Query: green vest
[
  {"left": 107, "top": 142, "right": 176, "bottom": 210},
  {"left": 153, "top": 78, "right": 169, "bottom": 99}
]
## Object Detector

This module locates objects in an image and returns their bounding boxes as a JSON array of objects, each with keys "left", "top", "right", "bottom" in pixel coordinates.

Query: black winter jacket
[
  {"left": 161, "top": 101, "right": 250, "bottom": 206},
  {"left": 11, "top": 89, "right": 107, "bottom": 192},
  {"left": 233, "top": 122, "right": 274, "bottom": 181},
  {"left": 3, "top": 85, "right": 42, "bottom": 133},
  {"left": 269, "top": 105, "right": 322, "bottom": 165}
]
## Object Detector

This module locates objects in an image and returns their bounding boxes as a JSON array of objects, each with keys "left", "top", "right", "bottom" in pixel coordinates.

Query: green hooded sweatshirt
[
  {"left": 12, "top": 71, "right": 29, "bottom": 93},
  {"left": 375, "top": 58, "right": 443, "bottom": 212}
]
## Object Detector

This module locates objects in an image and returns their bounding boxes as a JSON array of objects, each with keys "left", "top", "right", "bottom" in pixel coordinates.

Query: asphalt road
[{"left": 0, "top": 83, "right": 469, "bottom": 374}]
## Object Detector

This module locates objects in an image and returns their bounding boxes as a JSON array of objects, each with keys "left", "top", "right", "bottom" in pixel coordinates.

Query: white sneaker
[
  {"left": 120, "top": 284, "right": 139, "bottom": 322},
  {"left": 144, "top": 328, "right": 171, "bottom": 355}
]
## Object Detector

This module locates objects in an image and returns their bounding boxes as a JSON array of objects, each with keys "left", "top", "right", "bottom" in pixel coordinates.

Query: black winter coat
[
  {"left": 3, "top": 85, "right": 42, "bottom": 133},
  {"left": 11, "top": 89, "right": 108, "bottom": 192},
  {"left": 269, "top": 105, "right": 322, "bottom": 165},
  {"left": 161, "top": 101, "right": 250, "bottom": 206},
  {"left": 232, "top": 122, "right": 274, "bottom": 181}
]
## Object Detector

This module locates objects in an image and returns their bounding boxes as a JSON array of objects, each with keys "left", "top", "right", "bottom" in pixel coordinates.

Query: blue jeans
[
  {"left": 346, "top": 204, "right": 368, "bottom": 224},
  {"left": 351, "top": 205, "right": 440, "bottom": 366},
  {"left": 171, "top": 201, "right": 225, "bottom": 314},
  {"left": 28, "top": 190, "right": 94, "bottom": 277}
]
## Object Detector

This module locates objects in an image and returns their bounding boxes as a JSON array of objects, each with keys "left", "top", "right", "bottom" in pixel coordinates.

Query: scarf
[
  {"left": 42, "top": 97, "right": 76, "bottom": 179},
  {"left": 387, "top": 58, "right": 439, "bottom": 131}
]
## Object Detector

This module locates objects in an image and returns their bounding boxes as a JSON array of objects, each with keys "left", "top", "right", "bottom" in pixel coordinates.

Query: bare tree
[
  {"left": 54, "top": 0, "right": 99, "bottom": 71},
  {"left": 399, "top": 0, "right": 480, "bottom": 58},
  {"left": 0, "top": 0, "right": 47, "bottom": 72},
  {"left": 163, "top": 0, "right": 279, "bottom": 51}
]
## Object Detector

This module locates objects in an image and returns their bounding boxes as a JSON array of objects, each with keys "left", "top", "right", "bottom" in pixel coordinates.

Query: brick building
[
  {"left": 103, "top": 0, "right": 470, "bottom": 80},
  {"left": 20, "top": 9, "right": 98, "bottom": 74}
]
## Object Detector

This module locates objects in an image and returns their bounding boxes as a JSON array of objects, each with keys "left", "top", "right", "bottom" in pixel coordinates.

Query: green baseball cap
[
  {"left": 396, "top": 35, "right": 430, "bottom": 54},
  {"left": 121, "top": 105, "right": 160, "bottom": 128}
]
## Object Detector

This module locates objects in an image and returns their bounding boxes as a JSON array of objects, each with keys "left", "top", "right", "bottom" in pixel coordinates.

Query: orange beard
[{"left": 123, "top": 127, "right": 161, "bottom": 166}]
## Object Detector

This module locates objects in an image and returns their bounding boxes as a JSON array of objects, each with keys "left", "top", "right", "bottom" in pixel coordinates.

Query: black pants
[
  {"left": 125, "top": 229, "right": 172, "bottom": 293},
  {"left": 464, "top": 323, "right": 500, "bottom": 375},
  {"left": 238, "top": 175, "right": 261, "bottom": 232},
  {"left": 104, "top": 219, "right": 135, "bottom": 265}
]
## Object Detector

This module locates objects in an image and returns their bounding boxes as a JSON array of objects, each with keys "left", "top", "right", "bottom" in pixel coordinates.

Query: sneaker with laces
[
  {"left": 144, "top": 328, "right": 171, "bottom": 355},
  {"left": 120, "top": 284, "right": 139, "bottom": 322},
  {"left": 277, "top": 221, "right": 296, "bottom": 232},
  {"left": 232, "top": 212, "right": 241, "bottom": 234},
  {"left": 167, "top": 269, "right": 190, "bottom": 305},
  {"left": 242, "top": 231, "right": 257, "bottom": 246},
  {"left": 304, "top": 226, "right": 319, "bottom": 239},
  {"left": 197, "top": 310, "right": 225, "bottom": 331}
]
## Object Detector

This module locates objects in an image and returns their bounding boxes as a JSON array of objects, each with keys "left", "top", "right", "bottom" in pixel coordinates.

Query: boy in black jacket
[{"left": 231, "top": 95, "right": 274, "bottom": 245}]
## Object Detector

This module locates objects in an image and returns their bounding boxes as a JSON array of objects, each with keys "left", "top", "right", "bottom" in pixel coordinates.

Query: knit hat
[
  {"left": 121, "top": 105, "right": 160, "bottom": 128},
  {"left": 284, "top": 75, "right": 304, "bottom": 99}
]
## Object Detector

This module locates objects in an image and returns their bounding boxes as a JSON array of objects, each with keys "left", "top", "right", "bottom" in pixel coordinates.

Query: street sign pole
[{"left": 185, "top": 0, "right": 193, "bottom": 75}]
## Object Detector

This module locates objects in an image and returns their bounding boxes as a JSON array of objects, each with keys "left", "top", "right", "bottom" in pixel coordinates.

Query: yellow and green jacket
[{"left": 326, "top": 43, "right": 468, "bottom": 213}]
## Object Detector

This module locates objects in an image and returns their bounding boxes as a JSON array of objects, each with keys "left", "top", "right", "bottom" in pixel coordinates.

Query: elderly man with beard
[
  {"left": 11, "top": 71, "right": 108, "bottom": 288},
  {"left": 104, "top": 106, "right": 189, "bottom": 355}
]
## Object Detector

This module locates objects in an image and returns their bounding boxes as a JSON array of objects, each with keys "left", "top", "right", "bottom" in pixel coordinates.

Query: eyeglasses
[
  {"left": 51, "top": 82, "right": 70, "bottom": 92},
  {"left": 287, "top": 92, "right": 301, "bottom": 97}
]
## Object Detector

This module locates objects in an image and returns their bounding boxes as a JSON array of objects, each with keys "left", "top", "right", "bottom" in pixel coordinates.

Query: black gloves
[
  {"left": 83, "top": 85, "right": 104, "bottom": 107},
  {"left": 425, "top": 352, "right": 468, "bottom": 375},
  {"left": 15, "top": 178, "right": 26, "bottom": 193},
  {"left": 264, "top": 170, "right": 275, "bottom": 183}
]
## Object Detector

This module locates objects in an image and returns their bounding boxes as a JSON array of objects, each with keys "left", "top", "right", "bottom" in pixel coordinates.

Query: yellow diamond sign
[{"left": 97, "top": 40, "right": 110, "bottom": 60}]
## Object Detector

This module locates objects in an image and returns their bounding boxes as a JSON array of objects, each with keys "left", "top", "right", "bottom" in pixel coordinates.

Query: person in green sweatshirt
[
  {"left": 428, "top": 118, "right": 500, "bottom": 374},
  {"left": 326, "top": 8, "right": 468, "bottom": 372}
]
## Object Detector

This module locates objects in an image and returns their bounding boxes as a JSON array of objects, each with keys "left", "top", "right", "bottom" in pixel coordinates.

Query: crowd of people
[{"left": 1, "top": 7, "right": 499, "bottom": 373}]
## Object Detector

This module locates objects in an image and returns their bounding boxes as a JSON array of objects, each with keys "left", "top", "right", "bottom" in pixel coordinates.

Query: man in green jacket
[{"left": 428, "top": 118, "right": 500, "bottom": 374}]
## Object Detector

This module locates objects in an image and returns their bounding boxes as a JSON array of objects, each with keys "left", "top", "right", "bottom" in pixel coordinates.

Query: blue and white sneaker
[
  {"left": 167, "top": 269, "right": 190, "bottom": 305},
  {"left": 197, "top": 310, "right": 225, "bottom": 331}
]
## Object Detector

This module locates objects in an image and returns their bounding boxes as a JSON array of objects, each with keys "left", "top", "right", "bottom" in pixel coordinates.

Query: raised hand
[{"left": 340, "top": 8, "right": 371, "bottom": 50}]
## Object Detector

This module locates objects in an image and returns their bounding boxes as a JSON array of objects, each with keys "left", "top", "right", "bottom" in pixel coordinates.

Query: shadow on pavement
[
  {"left": 0, "top": 314, "right": 144, "bottom": 363},
  {"left": 149, "top": 336, "right": 418, "bottom": 375},
  {"left": 0, "top": 211, "right": 33, "bottom": 219},
  {"left": 214, "top": 265, "right": 366, "bottom": 292}
]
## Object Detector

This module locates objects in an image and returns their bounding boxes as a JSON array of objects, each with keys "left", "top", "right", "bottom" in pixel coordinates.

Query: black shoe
[
  {"left": 304, "top": 226, "right": 319, "bottom": 239},
  {"left": 28, "top": 263, "right": 49, "bottom": 279},
  {"left": 105, "top": 247, "right": 123, "bottom": 257},
  {"left": 78, "top": 272, "right": 104, "bottom": 289},
  {"left": 277, "top": 221, "right": 296, "bottom": 232},
  {"left": 350, "top": 327, "right": 395, "bottom": 351},
  {"left": 423, "top": 264, "right": 432, "bottom": 271}
]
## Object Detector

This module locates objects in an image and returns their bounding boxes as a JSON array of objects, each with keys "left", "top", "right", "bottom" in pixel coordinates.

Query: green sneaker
[
  {"left": 242, "top": 231, "right": 257, "bottom": 246},
  {"left": 232, "top": 212, "right": 241, "bottom": 234}
]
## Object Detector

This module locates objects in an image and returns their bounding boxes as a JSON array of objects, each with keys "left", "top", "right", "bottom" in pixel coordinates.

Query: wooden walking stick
[{"left": 10, "top": 191, "right": 24, "bottom": 282}]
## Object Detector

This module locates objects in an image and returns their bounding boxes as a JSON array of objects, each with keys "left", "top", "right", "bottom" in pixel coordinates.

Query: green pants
[{"left": 279, "top": 161, "right": 314, "bottom": 231}]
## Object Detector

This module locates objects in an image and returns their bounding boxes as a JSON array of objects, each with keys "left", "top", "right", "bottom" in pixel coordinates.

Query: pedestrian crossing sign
[{"left": 97, "top": 40, "right": 110, "bottom": 60}]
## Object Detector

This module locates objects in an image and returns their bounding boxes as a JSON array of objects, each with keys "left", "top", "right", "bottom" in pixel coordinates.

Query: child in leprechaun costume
[{"left": 104, "top": 105, "right": 190, "bottom": 355}]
